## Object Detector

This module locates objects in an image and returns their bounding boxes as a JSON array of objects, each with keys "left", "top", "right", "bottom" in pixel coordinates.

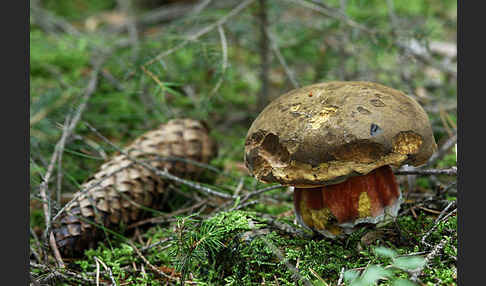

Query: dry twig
[
  {"left": 395, "top": 167, "right": 457, "bottom": 176},
  {"left": 337, "top": 267, "right": 345, "bottom": 285},
  {"left": 287, "top": 0, "right": 375, "bottom": 34},
  {"left": 39, "top": 57, "right": 104, "bottom": 267},
  {"left": 265, "top": 28, "right": 300, "bottom": 89},
  {"left": 410, "top": 237, "right": 450, "bottom": 282},
  {"left": 94, "top": 256, "right": 117, "bottom": 286},
  {"left": 30, "top": 0, "right": 81, "bottom": 35},
  {"left": 140, "top": 238, "right": 173, "bottom": 253},
  {"left": 426, "top": 132, "right": 458, "bottom": 167},
  {"left": 31, "top": 262, "right": 100, "bottom": 285},
  {"left": 129, "top": 241, "right": 177, "bottom": 280},
  {"left": 209, "top": 24, "right": 228, "bottom": 96},
  {"left": 239, "top": 184, "right": 286, "bottom": 206},
  {"left": 421, "top": 206, "right": 457, "bottom": 247},
  {"left": 260, "top": 236, "right": 313, "bottom": 286},
  {"left": 260, "top": 213, "right": 310, "bottom": 238},
  {"left": 84, "top": 122, "right": 235, "bottom": 200},
  {"left": 136, "top": 0, "right": 212, "bottom": 27},
  {"left": 117, "top": 0, "right": 139, "bottom": 56},
  {"left": 143, "top": 0, "right": 256, "bottom": 68}
]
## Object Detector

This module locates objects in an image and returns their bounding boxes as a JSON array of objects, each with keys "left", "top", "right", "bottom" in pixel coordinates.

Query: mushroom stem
[{"left": 293, "top": 165, "right": 401, "bottom": 236}]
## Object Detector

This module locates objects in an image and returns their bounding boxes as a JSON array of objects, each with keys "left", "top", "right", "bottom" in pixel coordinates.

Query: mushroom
[{"left": 244, "top": 81, "right": 437, "bottom": 237}]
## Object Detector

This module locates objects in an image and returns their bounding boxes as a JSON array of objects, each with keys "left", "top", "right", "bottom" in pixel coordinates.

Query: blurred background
[
  {"left": 30, "top": 0, "right": 457, "bottom": 284},
  {"left": 30, "top": 0, "right": 457, "bottom": 191}
]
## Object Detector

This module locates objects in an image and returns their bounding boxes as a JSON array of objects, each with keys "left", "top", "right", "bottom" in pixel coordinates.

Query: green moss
[{"left": 30, "top": 30, "right": 91, "bottom": 79}]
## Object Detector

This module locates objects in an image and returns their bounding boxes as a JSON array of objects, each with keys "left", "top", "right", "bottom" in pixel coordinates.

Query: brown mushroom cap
[{"left": 245, "top": 81, "right": 437, "bottom": 187}]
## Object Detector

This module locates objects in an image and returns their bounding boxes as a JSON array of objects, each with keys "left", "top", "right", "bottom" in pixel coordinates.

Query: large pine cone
[{"left": 52, "top": 118, "right": 218, "bottom": 257}]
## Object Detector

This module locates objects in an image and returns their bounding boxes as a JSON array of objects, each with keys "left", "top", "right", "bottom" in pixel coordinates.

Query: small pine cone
[{"left": 52, "top": 118, "right": 218, "bottom": 257}]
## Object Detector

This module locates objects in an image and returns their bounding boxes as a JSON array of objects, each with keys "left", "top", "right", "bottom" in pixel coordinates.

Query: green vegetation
[
  {"left": 60, "top": 209, "right": 456, "bottom": 285},
  {"left": 30, "top": 0, "right": 457, "bottom": 285}
]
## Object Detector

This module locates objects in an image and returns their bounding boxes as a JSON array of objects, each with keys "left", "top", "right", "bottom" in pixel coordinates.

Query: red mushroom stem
[{"left": 294, "top": 165, "right": 400, "bottom": 234}]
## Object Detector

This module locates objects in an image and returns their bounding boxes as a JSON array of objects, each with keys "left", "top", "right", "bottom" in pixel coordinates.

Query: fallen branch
[
  {"left": 31, "top": 262, "right": 101, "bottom": 285},
  {"left": 230, "top": 200, "right": 259, "bottom": 211},
  {"left": 410, "top": 237, "right": 450, "bottom": 282},
  {"left": 420, "top": 204, "right": 457, "bottom": 247},
  {"left": 396, "top": 40, "right": 457, "bottom": 78},
  {"left": 39, "top": 57, "right": 104, "bottom": 267},
  {"left": 240, "top": 184, "right": 286, "bottom": 205},
  {"left": 395, "top": 167, "right": 457, "bottom": 176}
]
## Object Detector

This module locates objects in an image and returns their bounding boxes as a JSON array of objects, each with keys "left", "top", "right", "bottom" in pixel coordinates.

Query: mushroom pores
[{"left": 244, "top": 81, "right": 437, "bottom": 237}]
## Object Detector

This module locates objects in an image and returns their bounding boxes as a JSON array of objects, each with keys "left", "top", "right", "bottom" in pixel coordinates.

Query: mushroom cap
[{"left": 244, "top": 81, "right": 437, "bottom": 187}]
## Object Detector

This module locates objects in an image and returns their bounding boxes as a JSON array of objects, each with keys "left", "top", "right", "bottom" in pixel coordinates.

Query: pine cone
[{"left": 52, "top": 118, "right": 218, "bottom": 257}]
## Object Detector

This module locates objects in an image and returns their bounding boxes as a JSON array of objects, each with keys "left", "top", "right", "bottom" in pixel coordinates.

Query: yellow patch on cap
[
  {"left": 392, "top": 131, "right": 423, "bottom": 155},
  {"left": 309, "top": 106, "right": 338, "bottom": 129}
]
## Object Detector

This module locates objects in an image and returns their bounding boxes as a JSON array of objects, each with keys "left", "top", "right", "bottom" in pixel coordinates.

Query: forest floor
[{"left": 30, "top": 0, "right": 457, "bottom": 285}]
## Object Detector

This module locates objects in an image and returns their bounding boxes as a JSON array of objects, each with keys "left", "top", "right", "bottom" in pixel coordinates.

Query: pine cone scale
[{"left": 52, "top": 119, "right": 217, "bottom": 257}]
